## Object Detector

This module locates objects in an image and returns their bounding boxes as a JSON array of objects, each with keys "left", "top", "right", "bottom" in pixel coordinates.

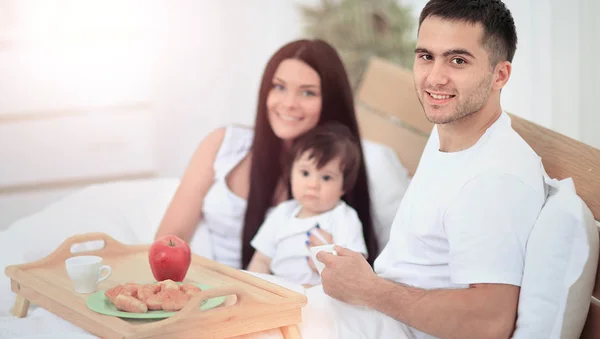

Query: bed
[{"left": 2, "top": 57, "right": 600, "bottom": 338}]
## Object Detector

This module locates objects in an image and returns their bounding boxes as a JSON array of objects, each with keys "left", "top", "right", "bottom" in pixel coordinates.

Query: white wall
[
  {"left": 0, "top": 0, "right": 321, "bottom": 228},
  {"left": 0, "top": 0, "right": 164, "bottom": 228},
  {"left": 578, "top": 0, "right": 600, "bottom": 149},
  {"left": 509, "top": 0, "right": 599, "bottom": 149}
]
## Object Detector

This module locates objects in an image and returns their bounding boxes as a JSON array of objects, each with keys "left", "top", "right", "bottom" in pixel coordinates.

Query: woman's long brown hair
[{"left": 241, "top": 39, "right": 377, "bottom": 269}]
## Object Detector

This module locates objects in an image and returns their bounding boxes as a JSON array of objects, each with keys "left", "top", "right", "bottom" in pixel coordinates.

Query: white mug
[
  {"left": 309, "top": 244, "right": 338, "bottom": 275},
  {"left": 65, "top": 255, "right": 112, "bottom": 294}
]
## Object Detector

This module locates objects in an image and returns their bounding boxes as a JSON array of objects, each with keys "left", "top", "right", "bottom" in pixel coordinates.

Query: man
[{"left": 317, "top": 1, "right": 547, "bottom": 338}]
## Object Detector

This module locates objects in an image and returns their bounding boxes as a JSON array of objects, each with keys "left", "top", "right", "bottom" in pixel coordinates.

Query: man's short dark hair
[
  {"left": 419, "top": 0, "right": 517, "bottom": 65},
  {"left": 287, "top": 122, "right": 362, "bottom": 193}
]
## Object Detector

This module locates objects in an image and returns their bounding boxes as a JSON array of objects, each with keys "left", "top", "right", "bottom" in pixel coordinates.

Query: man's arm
[
  {"left": 318, "top": 173, "right": 543, "bottom": 339},
  {"left": 319, "top": 248, "right": 518, "bottom": 339},
  {"left": 368, "top": 276, "right": 518, "bottom": 339}
]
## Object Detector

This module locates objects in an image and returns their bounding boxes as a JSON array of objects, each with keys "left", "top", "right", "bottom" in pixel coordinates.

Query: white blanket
[{"left": 0, "top": 179, "right": 413, "bottom": 339}]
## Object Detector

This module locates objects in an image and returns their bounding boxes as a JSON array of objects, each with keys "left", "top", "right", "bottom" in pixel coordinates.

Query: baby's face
[{"left": 291, "top": 151, "right": 344, "bottom": 216}]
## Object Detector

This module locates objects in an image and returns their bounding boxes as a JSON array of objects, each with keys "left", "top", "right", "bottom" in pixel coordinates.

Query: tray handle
[
  {"left": 62, "top": 232, "right": 129, "bottom": 254},
  {"left": 5, "top": 232, "right": 134, "bottom": 283},
  {"left": 33, "top": 232, "right": 132, "bottom": 267}
]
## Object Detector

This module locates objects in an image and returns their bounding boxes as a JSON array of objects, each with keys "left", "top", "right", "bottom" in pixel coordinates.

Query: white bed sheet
[{"left": 0, "top": 179, "right": 412, "bottom": 339}]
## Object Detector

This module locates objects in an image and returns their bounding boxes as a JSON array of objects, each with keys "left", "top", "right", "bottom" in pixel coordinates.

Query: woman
[{"left": 155, "top": 39, "right": 378, "bottom": 269}]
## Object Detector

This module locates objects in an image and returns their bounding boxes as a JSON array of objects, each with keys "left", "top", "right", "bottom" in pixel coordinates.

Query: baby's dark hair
[{"left": 287, "top": 122, "right": 362, "bottom": 193}]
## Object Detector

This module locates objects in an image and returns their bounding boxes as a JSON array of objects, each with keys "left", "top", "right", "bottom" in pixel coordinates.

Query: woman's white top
[{"left": 189, "top": 125, "right": 252, "bottom": 269}]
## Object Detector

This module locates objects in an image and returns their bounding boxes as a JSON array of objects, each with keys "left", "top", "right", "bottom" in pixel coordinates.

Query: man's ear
[{"left": 493, "top": 61, "right": 512, "bottom": 90}]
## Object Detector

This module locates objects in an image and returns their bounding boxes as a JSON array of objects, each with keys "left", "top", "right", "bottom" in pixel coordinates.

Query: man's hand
[{"left": 317, "top": 245, "right": 379, "bottom": 306}]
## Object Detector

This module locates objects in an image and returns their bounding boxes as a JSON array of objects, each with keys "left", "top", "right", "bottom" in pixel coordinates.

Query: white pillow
[
  {"left": 361, "top": 139, "right": 411, "bottom": 254},
  {"left": 513, "top": 177, "right": 599, "bottom": 339}
]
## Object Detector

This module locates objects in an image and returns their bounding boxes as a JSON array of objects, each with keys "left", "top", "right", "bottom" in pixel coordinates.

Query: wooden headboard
[{"left": 355, "top": 57, "right": 600, "bottom": 338}]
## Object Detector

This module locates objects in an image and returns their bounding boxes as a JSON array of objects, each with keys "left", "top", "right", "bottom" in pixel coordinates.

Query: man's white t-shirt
[
  {"left": 374, "top": 113, "right": 547, "bottom": 338},
  {"left": 251, "top": 200, "right": 367, "bottom": 286}
]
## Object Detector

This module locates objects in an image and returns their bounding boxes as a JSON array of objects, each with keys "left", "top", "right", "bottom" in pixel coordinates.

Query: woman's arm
[
  {"left": 247, "top": 251, "right": 272, "bottom": 274},
  {"left": 154, "top": 128, "right": 226, "bottom": 243}
]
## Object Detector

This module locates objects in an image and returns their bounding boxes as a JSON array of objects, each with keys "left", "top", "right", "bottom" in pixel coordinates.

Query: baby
[{"left": 248, "top": 122, "right": 368, "bottom": 286}]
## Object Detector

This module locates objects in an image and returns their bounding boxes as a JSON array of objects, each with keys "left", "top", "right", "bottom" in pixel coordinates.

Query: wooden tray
[{"left": 5, "top": 232, "right": 307, "bottom": 338}]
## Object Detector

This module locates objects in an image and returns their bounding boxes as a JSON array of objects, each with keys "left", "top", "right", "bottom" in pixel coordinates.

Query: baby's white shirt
[{"left": 251, "top": 200, "right": 367, "bottom": 285}]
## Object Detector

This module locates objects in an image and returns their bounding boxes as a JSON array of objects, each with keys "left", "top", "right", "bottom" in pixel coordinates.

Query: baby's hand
[
  {"left": 306, "top": 225, "right": 333, "bottom": 247},
  {"left": 306, "top": 225, "right": 333, "bottom": 273}
]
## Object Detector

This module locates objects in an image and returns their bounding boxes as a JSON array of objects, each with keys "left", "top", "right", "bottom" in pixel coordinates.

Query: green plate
[{"left": 86, "top": 283, "right": 225, "bottom": 319}]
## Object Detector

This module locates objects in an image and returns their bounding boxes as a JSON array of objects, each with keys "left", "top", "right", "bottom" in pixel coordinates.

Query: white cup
[
  {"left": 309, "top": 244, "right": 338, "bottom": 275},
  {"left": 65, "top": 255, "right": 112, "bottom": 294}
]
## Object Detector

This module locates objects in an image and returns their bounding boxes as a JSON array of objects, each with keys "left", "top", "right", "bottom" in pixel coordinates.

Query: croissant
[{"left": 104, "top": 280, "right": 202, "bottom": 313}]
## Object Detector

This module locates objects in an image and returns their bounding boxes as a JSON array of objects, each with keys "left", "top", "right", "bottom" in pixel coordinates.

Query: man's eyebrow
[
  {"left": 414, "top": 48, "right": 476, "bottom": 59},
  {"left": 443, "top": 49, "right": 476, "bottom": 59}
]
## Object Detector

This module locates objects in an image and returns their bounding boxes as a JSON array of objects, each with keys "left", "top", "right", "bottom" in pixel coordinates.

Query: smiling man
[{"left": 315, "top": 1, "right": 548, "bottom": 338}]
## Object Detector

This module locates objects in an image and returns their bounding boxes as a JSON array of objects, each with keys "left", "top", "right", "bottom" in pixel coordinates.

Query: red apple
[{"left": 148, "top": 235, "right": 191, "bottom": 282}]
